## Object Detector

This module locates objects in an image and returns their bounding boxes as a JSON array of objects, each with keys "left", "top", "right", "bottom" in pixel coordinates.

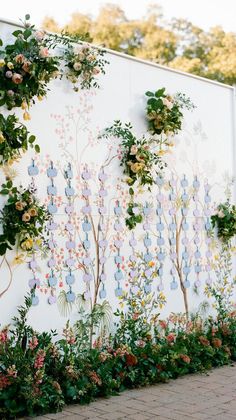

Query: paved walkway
[{"left": 36, "top": 364, "right": 236, "bottom": 420}]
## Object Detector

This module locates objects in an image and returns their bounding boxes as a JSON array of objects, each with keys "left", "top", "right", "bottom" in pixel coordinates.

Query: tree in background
[{"left": 42, "top": 3, "right": 236, "bottom": 85}]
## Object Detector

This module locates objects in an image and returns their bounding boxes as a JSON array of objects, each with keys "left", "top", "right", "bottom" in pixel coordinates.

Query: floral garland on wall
[
  {"left": 0, "top": 15, "right": 108, "bottom": 117},
  {"left": 0, "top": 15, "right": 109, "bottom": 261}
]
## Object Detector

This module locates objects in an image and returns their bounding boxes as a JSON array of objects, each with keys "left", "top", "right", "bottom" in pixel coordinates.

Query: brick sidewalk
[{"left": 35, "top": 364, "right": 236, "bottom": 420}]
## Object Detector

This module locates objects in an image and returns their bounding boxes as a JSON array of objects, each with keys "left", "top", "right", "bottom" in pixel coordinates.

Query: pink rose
[
  {"left": 39, "top": 47, "right": 49, "bottom": 58},
  {"left": 92, "top": 67, "right": 100, "bottom": 75},
  {"left": 12, "top": 73, "right": 23, "bottom": 84},
  {"left": 166, "top": 333, "right": 176, "bottom": 343},
  {"left": 0, "top": 329, "right": 8, "bottom": 343},
  {"left": 35, "top": 31, "right": 45, "bottom": 41}
]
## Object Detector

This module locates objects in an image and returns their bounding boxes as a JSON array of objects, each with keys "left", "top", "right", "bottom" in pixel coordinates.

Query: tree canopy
[{"left": 42, "top": 4, "right": 236, "bottom": 85}]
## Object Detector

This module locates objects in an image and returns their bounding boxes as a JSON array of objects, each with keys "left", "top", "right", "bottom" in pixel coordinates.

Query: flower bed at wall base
[{"left": 0, "top": 296, "right": 236, "bottom": 418}]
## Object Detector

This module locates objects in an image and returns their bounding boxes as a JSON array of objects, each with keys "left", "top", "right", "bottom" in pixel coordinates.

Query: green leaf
[
  {"left": 6, "top": 180, "right": 12, "bottom": 189},
  {"left": 25, "top": 14, "right": 30, "bottom": 21},
  {"left": 129, "top": 187, "right": 134, "bottom": 196},
  {"left": 12, "top": 30, "right": 22, "bottom": 37},
  {"left": 147, "top": 98, "right": 158, "bottom": 109},
  {"left": 24, "top": 29, "right": 32, "bottom": 39},
  {"left": 34, "top": 144, "right": 40, "bottom": 153},
  {"left": 0, "top": 188, "right": 9, "bottom": 195},
  {"left": 0, "top": 243, "right": 8, "bottom": 255},
  {"left": 155, "top": 88, "right": 165, "bottom": 97},
  {"left": 0, "top": 39, "right": 3, "bottom": 46},
  {"left": 145, "top": 91, "right": 154, "bottom": 97},
  {"left": 28, "top": 135, "right": 36, "bottom": 144}
]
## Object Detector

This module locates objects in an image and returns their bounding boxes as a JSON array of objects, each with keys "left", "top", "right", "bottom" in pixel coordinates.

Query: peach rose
[
  {"left": 15, "top": 201, "right": 24, "bottom": 211},
  {"left": 22, "top": 212, "right": 31, "bottom": 222},
  {"left": 28, "top": 208, "right": 38, "bottom": 217},
  {"left": 12, "top": 73, "right": 23, "bottom": 84},
  {"left": 73, "top": 62, "right": 82, "bottom": 71},
  {"left": 130, "top": 145, "right": 138, "bottom": 155},
  {"left": 39, "top": 47, "right": 49, "bottom": 58},
  {"left": 15, "top": 54, "right": 25, "bottom": 64},
  {"left": 130, "top": 162, "right": 145, "bottom": 173},
  {"left": 22, "top": 61, "right": 31, "bottom": 73},
  {"left": 92, "top": 67, "right": 100, "bottom": 75}
]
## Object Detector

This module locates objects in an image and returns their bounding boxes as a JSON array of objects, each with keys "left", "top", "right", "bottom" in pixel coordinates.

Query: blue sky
[{"left": 0, "top": 0, "right": 235, "bottom": 32}]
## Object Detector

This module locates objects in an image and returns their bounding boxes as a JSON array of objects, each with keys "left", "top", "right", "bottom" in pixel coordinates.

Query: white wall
[{"left": 0, "top": 20, "right": 235, "bottom": 332}]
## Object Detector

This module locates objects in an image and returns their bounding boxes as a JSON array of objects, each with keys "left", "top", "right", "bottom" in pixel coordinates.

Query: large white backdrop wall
[{"left": 0, "top": 20, "right": 236, "bottom": 332}]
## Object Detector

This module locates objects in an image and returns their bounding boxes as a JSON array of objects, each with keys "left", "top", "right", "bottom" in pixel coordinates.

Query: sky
[{"left": 0, "top": 0, "right": 235, "bottom": 32}]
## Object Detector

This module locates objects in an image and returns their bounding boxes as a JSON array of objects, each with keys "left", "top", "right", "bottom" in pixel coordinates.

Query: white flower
[
  {"left": 217, "top": 210, "right": 225, "bottom": 218},
  {"left": 163, "top": 97, "right": 173, "bottom": 110},
  {"left": 73, "top": 62, "right": 82, "bottom": 72},
  {"left": 34, "top": 31, "right": 45, "bottom": 41}
]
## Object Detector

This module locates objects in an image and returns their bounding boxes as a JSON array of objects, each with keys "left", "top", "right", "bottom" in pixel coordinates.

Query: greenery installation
[
  {"left": 43, "top": 4, "right": 236, "bottom": 86},
  {"left": 0, "top": 180, "right": 50, "bottom": 256},
  {"left": 145, "top": 88, "right": 195, "bottom": 138},
  {"left": 211, "top": 201, "right": 236, "bottom": 243},
  {"left": 0, "top": 113, "right": 39, "bottom": 165},
  {"left": 100, "top": 120, "right": 166, "bottom": 229},
  {"left": 0, "top": 279, "right": 236, "bottom": 418}
]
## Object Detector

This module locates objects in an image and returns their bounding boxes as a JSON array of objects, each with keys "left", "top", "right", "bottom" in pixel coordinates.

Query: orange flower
[
  {"left": 126, "top": 353, "right": 138, "bottom": 366},
  {"left": 179, "top": 354, "right": 191, "bottom": 364},
  {"left": 199, "top": 336, "right": 210, "bottom": 346},
  {"left": 212, "top": 338, "right": 222, "bottom": 348},
  {"left": 166, "top": 333, "right": 176, "bottom": 343}
]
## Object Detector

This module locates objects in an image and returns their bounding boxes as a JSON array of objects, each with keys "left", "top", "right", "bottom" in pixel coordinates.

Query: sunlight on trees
[{"left": 42, "top": 4, "right": 236, "bottom": 85}]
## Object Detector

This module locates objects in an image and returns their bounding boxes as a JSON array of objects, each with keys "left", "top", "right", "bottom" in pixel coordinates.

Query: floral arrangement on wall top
[
  {"left": 211, "top": 201, "right": 236, "bottom": 243},
  {"left": 145, "top": 87, "right": 195, "bottom": 150},
  {"left": 0, "top": 113, "right": 39, "bottom": 165},
  {"left": 64, "top": 42, "right": 108, "bottom": 91},
  {"left": 0, "top": 15, "right": 108, "bottom": 118},
  {"left": 0, "top": 180, "right": 50, "bottom": 256},
  {"left": 100, "top": 120, "right": 166, "bottom": 229}
]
